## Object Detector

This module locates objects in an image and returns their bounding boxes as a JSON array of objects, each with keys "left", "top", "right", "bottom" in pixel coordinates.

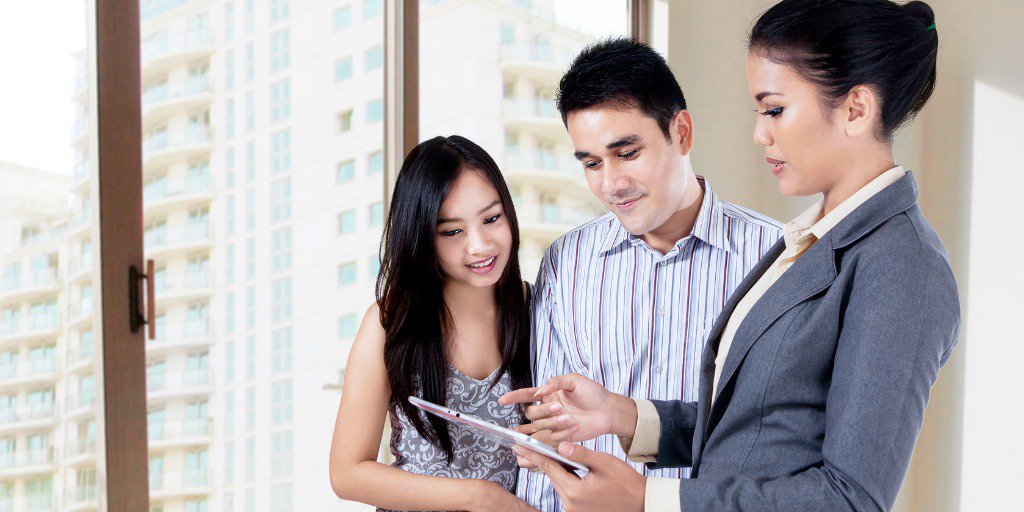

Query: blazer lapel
[
  {"left": 707, "top": 232, "right": 838, "bottom": 430},
  {"left": 691, "top": 239, "right": 784, "bottom": 473}
]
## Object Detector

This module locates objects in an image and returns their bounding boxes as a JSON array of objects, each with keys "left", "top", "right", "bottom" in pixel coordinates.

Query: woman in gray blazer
[{"left": 500, "top": 1, "right": 959, "bottom": 511}]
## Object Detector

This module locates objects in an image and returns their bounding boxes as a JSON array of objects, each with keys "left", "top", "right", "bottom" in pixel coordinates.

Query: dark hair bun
[{"left": 903, "top": 1, "right": 936, "bottom": 28}]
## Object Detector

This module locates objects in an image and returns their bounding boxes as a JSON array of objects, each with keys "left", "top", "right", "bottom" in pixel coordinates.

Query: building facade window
[
  {"left": 272, "top": 379, "right": 293, "bottom": 425},
  {"left": 272, "top": 278, "right": 292, "bottom": 322},
  {"left": 337, "top": 262, "right": 357, "bottom": 287},
  {"left": 271, "top": 178, "right": 291, "bottom": 222},
  {"left": 270, "top": 79, "right": 291, "bottom": 122},
  {"left": 270, "top": 30, "right": 290, "bottom": 72},
  {"left": 337, "top": 210, "right": 356, "bottom": 234},
  {"left": 364, "top": 45, "right": 383, "bottom": 70},
  {"left": 338, "top": 313, "right": 357, "bottom": 340},
  {"left": 335, "top": 57, "right": 353, "bottom": 83},
  {"left": 271, "top": 129, "right": 291, "bottom": 173},
  {"left": 333, "top": 5, "right": 352, "bottom": 31},
  {"left": 336, "top": 159, "right": 355, "bottom": 184}
]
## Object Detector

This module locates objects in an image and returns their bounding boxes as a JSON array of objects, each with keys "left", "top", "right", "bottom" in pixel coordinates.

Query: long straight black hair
[{"left": 376, "top": 135, "right": 532, "bottom": 462}]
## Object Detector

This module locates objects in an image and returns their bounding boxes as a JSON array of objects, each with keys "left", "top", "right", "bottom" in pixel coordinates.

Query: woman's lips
[
  {"left": 766, "top": 157, "right": 787, "bottom": 176},
  {"left": 467, "top": 255, "right": 498, "bottom": 275}
]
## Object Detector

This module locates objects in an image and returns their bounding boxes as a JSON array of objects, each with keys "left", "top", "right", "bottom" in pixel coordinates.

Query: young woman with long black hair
[{"left": 328, "top": 136, "right": 537, "bottom": 511}]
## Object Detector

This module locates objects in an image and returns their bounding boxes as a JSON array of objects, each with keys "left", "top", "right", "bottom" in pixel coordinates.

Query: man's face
[{"left": 566, "top": 105, "right": 693, "bottom": 236}]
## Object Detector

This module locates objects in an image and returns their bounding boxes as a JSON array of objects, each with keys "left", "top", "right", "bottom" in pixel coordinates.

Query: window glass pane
[
  {"left": 139, "top": 2, "right": 384, "bottom": 510},
  {"left": 0, "top": 0, "right": 104, "bottom": 507},
  {"left": 335, "top": 57, "right": 353, "bottom": 83},
  {"left": 333, "top": 5, "right": 352, "bottom": 32}
]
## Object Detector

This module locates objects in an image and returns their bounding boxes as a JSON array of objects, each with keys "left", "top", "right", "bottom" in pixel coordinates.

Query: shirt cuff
[
  {"left": 617, "top": 398, "right": 661, "bottom": 463},
  {"left": 645, "top": 477, "right": 682, "bottom": 512}
]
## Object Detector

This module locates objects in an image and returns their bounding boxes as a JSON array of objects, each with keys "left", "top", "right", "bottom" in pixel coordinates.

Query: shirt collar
[
  {"left": 783, "top": 165, "right": 907, "bottom": 247},
  {"left": 595, "top": 175, "right": 732, "bottom": 256}
]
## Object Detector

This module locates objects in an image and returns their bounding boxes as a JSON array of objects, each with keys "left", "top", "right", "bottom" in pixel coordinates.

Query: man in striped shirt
[{"left": 513, "top": 38, "right": 781, "bottom": 511}]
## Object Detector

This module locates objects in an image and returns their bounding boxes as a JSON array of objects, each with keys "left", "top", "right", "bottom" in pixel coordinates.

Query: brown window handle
[{"left": 129, "top": 259, "right": 156, "bottom": 340}]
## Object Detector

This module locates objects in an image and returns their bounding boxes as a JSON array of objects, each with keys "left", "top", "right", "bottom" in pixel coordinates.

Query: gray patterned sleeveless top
[{"left": 381, "top": 365, "right": 525, "bottom": 512}]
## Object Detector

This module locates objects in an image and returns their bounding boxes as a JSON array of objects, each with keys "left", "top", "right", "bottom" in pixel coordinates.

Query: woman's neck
[
  {"left": 821, "top": 151, "right": 896, "bottom": 216},
  {"left": 442, "top": 280, "right": 497, "bottom": 318}
]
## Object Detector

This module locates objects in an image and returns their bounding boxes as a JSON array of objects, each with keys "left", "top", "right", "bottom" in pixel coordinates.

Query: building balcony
[
  {"left": 67, "top": 254, "right": 94, "bottom": 283},
  {"left": 502, "top": 97, "right": 565, "bottom": 139},
  {"left": 74, "top": 70, "right": 89, "bottom": 101},
  {"left": 142, "top": 126, "right": 213, "bottom": 170},
  {"left": 149, "top": 468, "right": 213, "bottom": 500},
  {"left": 63, "top": 484, "right": 98, "bottom": 512},
  {"left": 141, "top": 29, "right": 214, "bottom": 78},
  {"left": 146, "top": 368, "right": 213, "bottom": 404},
  {"left": 65, "top": 437, "right": 98, "bottom": 464},
  {"left": 0, "top": 359, "right": 59, "bottom": 391},
  {"left": 0, "top": 448, "right": 55, "bottom": 478},
  {"left": 144, "top": 222, "right": 214, "bottom": 258},
  {"left": 503, "top": 148, "right": 583, "bottom": 188},
  {"left": 66, "top": 209, "right": 94, "bottom": 240},
  {"left": 143, "top": 75, "right": 215, "bottom": 124},
  {"left": 515, "top": 200, "right": 603, "bottom": 241},
  {"left": 143, "top": 174, "right": 214, "bottom": 216},
  {"left": 67, "top": 299, "right": 96, "bottom": 330},
  {"left": 0, "top": 314, "right": 61, "bottom": 347},
  {"left": 499, "top": 42, "right": 576, "bottom": 82},
  {"left": 147, "top": 318, "right": 214, "bottom": 356},
  {"left": 73, "top": 116, "right": 91, "bottom": 147},
  {"left": 65, "top": 392, "right": 98, "bottom": 420},
  {"left": 148, "top": 417, "right": 213, "bottom": 449},
  {"left": 71, "top": 161, "right": 91, "bottom": 194},
  {"left": 141, "top": 0, "right": 195, "bottom": 22},
  {"left": 20, "top": 493, "right": 54, "bottom": 512},
  {"left": 0, "top": 403, "right": 57, "bottom": 433},
  {"left": 0, "top": 269, "right": 60, "bottom": 304},
  {"left": 66, "top": 343, "right": 96, "bottom": 372},
  {"left": 154, "top": 270, "right": 214, "bottom": 303}
]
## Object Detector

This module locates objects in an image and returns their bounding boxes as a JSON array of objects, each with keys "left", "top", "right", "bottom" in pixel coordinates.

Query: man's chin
[{"left": 615, "top": 215, "right": 653, "bottom": 237}]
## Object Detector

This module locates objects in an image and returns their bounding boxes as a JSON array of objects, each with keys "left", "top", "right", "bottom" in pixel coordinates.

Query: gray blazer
[{"left": 648, "top": 171, "right": 960, "bottom": 511}]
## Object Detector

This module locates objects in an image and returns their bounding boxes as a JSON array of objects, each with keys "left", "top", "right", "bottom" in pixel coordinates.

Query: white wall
[{"left": 666, "top": 1, "right": 1024, "bottom": 510}]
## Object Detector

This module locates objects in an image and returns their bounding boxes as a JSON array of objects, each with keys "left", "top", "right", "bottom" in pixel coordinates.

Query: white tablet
[{"left": 409, "top": 396, "right": 589, "bottom": 473}]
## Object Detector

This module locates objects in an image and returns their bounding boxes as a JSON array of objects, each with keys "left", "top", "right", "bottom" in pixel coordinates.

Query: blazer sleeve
[
  {"left": 644, "top": 399, "right": 699, "bottom": 469},
  {"left": 676, "top": 244, "right": 960, "bottom": 511}
]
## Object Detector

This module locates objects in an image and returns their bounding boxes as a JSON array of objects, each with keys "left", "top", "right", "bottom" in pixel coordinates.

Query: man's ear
[
  {"left": 842, "top": 85, "right": 879, "bottom": 138},
  {"left": 673, "top": 109, "right": 694, "bottom": 156}
]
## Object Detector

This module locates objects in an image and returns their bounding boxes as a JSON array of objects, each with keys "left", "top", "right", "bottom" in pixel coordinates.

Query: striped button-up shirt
[{"left": 516, "top": 177, "right": 781, "bottom": 511}]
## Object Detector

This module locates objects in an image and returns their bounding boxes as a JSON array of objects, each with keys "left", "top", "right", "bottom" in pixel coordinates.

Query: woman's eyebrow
[
  {"left": 756, "top": 91, "right": 783, "bottom": 102},
  {"left": 437, "top": 200, "right": 501, "bottom": 224}
]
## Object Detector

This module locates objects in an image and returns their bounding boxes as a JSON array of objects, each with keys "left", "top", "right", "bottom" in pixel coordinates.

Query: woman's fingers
[
  {"left": 543, "top": 424, "right": 581, "bottom": 444},
  {"left": 524, "top": 401, "right": 563, "bottom": 421},
  {"left": 523, "top": 414, "right": 577, "bottom": 433},
  {"left": 516, "top": 454, "right": 539, "bottom": 470},
  {"left": 499, "top": 387, "right": 540, "bottom": 406}
]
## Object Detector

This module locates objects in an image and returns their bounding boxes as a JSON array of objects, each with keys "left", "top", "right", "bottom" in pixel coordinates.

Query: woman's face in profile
[
  {"left": 746, "top": 53, "right": 851, "bottom": 198},
  {"left": 434, "top": 166, "right": 513, "bottom": 289}
]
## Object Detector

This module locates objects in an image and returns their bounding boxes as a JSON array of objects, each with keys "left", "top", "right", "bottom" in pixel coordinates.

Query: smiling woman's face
[
  {"left": 747, "top": 53, "right": 851, "bottom": 197},
  {"left": 434, "top": 166, "right": 512, "bottom": 289}
]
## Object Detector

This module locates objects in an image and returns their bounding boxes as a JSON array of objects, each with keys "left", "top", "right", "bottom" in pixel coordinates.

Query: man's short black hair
[{"left": 556, "top": 37, "right": 687, "bottom": 139}]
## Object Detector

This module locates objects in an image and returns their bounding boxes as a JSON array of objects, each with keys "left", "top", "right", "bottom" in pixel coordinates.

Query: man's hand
[
  {"left": 512, "top": 442, "right": 646, "bottom": 512},
  {"left": 499, "top": 373, "right": 638, "bottom": 442}
]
